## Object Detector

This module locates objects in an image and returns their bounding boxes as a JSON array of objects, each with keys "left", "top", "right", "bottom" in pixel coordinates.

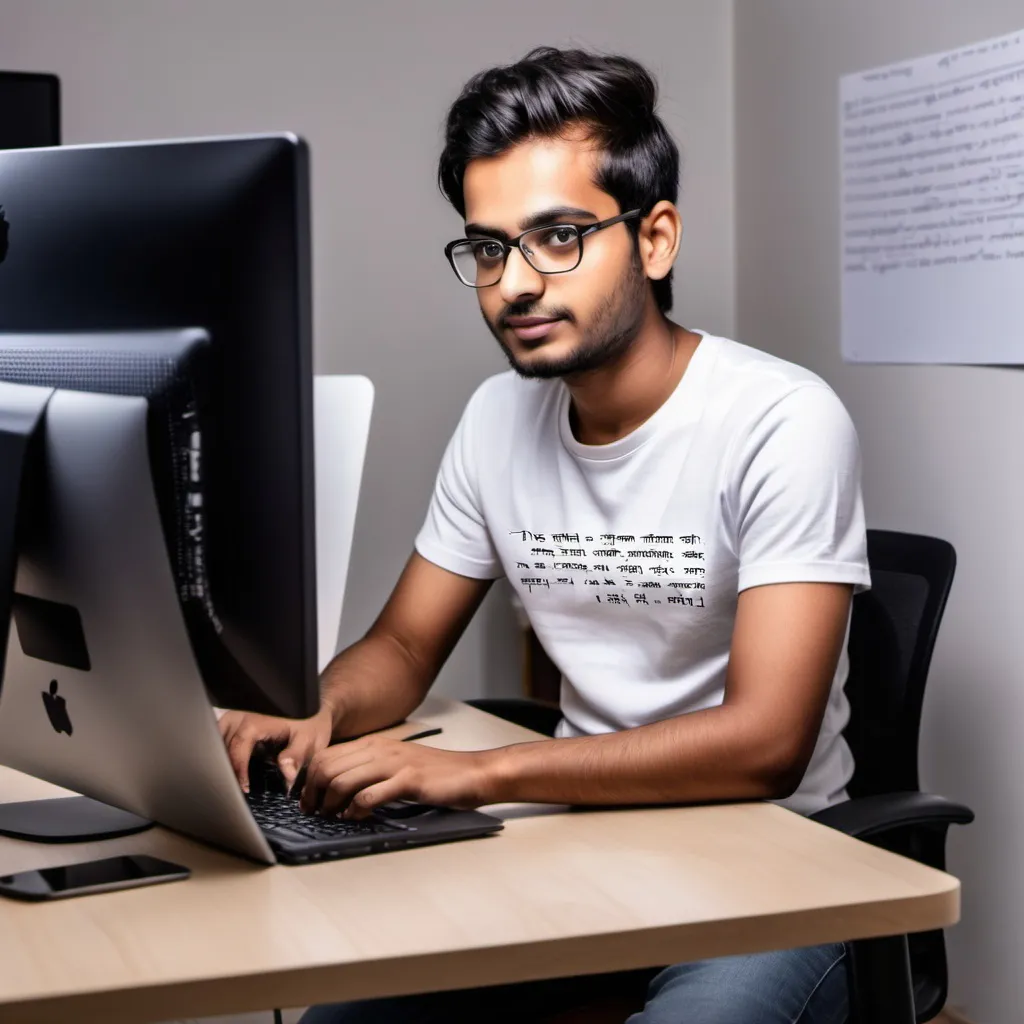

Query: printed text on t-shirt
[{"left": 510, "top": 531, "right": 707, "bottom": 609}]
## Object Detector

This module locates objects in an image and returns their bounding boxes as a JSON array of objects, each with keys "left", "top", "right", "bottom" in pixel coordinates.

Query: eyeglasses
[{"left": 445, "top": 209, "right": 642, "bottom": 288}]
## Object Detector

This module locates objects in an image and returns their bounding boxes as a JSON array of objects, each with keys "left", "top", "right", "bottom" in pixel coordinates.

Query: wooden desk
[{"left": 0, "top": 697, "right": 959, "bottom": 1024}]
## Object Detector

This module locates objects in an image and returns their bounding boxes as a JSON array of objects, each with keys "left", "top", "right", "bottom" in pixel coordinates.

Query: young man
[{"left": 220, "top": 47, "right": 868, "bottom": 1023}]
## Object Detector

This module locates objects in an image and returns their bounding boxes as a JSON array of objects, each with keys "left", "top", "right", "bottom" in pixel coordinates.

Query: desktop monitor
[
  {"left": 0, "top": 72, "right": 60, "bottom": 150},
  {"left": 0, "top": 135, "right": 318, "bottom": 720}
]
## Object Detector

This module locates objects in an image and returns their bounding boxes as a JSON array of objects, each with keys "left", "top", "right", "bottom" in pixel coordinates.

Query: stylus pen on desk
[{"left": 401, "top": 728, "right": 443, "bottom": 742}]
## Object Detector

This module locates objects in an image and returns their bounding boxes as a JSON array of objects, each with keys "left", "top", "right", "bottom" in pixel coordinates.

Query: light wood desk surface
[{"left": 0, "top": 697, "right": 959, "bottom": 1023}]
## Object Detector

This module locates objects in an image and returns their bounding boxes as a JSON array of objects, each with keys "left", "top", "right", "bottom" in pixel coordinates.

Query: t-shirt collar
[{"left": 558, "top": 330, "right": 718, "bottom": 463}]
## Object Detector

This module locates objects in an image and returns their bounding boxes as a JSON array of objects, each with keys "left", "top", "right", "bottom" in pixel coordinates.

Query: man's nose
[{"left": 498, "top": 247, "right": 544, "bottom": 305}]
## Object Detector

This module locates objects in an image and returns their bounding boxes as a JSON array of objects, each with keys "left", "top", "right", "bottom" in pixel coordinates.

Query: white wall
[
  {"left": 735, "top": 2, "right": 1024, "bottom": 1020},
  {"left": 0, "top": 0, "right": 736, "bottom": 700}
]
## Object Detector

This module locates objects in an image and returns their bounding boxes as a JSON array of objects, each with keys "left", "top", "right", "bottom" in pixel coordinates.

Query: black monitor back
[
  {"left": 0, "top": 136, "right": 317, "bottom": 718},
  {"left": 0, "top": 72, "right": 60, "bottom": 150}
]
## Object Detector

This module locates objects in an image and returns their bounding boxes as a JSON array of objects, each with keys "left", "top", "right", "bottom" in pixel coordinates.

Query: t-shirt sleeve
[
  {"left": 414, "top": 384, "right": 504, "bottom": 580},
  {"left": 729, "top": 383, "right": 871, "bottom": 594}
]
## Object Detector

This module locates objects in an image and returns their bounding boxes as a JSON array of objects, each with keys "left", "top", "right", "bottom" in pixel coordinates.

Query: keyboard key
[{"left": 245, "top": 791, "right": 408, "bottom": 841}]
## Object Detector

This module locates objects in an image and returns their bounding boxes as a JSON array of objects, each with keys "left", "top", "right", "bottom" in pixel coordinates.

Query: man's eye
[
  {"left": 539, "top": 227, "right": 578, "bottom": 248},
  {"left": 475, "top": 241, "right": 505, "bottom": 262}
]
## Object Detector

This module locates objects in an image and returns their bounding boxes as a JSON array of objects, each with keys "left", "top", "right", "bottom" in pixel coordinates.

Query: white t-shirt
[{"left": 415, "top": 332, "right": 871, "bottom": 815}]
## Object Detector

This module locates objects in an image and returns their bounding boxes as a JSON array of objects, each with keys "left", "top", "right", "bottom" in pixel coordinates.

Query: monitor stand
[{"left": 0, "top": 796, "right": 152, "bottom": 842}]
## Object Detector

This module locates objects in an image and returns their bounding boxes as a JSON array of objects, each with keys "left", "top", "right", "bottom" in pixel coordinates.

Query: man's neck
[{"left": 565, "top": 314, "right": 702, "bottom": 446}]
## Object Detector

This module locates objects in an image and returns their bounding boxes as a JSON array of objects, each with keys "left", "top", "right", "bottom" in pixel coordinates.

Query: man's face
[{"left": 461, "top": 135, "right": 648, "bottom": 380}]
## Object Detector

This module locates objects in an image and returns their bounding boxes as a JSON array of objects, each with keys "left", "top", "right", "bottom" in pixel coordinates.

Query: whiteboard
[{"left": 840, "top": 28, "right": 1024, "bottom": 363}]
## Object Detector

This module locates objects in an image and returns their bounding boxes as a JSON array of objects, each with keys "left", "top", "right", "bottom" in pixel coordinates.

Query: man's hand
[
  {"left": 218, "top": 706, "right": 334, "bottom": 793},
  {"left": 299, "top": 735, "right": 498, "bottom": 818}
]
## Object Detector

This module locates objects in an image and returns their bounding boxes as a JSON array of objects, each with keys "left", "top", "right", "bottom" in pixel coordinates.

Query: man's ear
[{"left": 637, "top": 201, "right": 682, "bottom": 283}]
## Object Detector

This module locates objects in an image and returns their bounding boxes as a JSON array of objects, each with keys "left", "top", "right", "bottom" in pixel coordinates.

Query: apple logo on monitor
[
  {"left": 42, "top": 680, "right": 73, "bottom": 735},
  {"left": 0, "top": 206, "right": 8, "bottom": 264}
]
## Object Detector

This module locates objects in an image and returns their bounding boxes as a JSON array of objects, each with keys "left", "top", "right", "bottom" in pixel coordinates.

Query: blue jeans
[{"left": 300, "top": 942, "right": 849, "bottom": 1023}]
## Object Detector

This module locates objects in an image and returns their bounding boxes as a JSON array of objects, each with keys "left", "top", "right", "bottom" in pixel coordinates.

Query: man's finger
[
  {"left": 318, "top": 764, "right": 393, "bottom": 817},
  {"left": 300, "top": 745, "right": 372, "bottom": 795},
  {"left": 278, "top": 755, "right": 300, "bottom": 791},
  {"left": 300, "top": 752, "right": 373, "bottom": 812},
  {"left": 226, "top": 730, "right": 257, "bottom": 793},
  {"left": 278, "top": 735, "right": 316, "bottom": 790},
  {"left": 343, "top": 774, "right": 412, "bottom": 819},
  {"left": 217, "top": 712, "right": 239, "bottom": 740}
]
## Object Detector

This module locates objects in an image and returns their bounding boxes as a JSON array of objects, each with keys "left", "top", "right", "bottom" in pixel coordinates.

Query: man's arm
[
  {"left": 219, "top": 552, "right": 492, "bottom": 789},
  {"left": 320, "top": 552, "right": 493, "bottom": 738},
  {"left": 484, "top": 580, "right": 852, "bottom": 805},
  {"left": 300, "top": 581, "right": 853, "bottom": 815}
]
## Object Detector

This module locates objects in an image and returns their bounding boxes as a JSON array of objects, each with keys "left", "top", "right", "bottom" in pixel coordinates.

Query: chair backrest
[{"left": 844, "top": 530, "right": 956, "bottom": 799}]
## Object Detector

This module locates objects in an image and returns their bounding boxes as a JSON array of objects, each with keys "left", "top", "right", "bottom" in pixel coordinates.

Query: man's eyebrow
[
  {"left": 464, "top": 206, "right": 599, "bottom": 239},
  {"left": 519, "top": 206, "right": 598, "bottom": 231}
]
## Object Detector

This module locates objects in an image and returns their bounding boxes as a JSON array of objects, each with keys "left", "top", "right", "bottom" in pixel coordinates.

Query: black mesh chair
[
  {"left": 812, "top": 530, "right": 973, "bottom": 1022},
  {"left": 468, "top": 529, "right": 973, "bottom": 1024}
]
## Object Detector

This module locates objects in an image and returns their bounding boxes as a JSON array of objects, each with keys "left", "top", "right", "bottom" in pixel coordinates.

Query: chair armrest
[
  {"left": 464, "top": 697, "right": 561, "bottom": 737},
  {"left": 810, "top": 791, "right": 974, "bottom": 841}
]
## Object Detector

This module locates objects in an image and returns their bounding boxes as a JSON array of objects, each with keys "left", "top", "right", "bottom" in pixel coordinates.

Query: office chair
[{"left": 468, "top": 529, "right": 974, "bottom": 1024}]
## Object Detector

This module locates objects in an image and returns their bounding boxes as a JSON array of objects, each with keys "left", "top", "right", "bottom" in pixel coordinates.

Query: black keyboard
[{"left": 246, "top": 791, "right": 408, "bottom": 841}]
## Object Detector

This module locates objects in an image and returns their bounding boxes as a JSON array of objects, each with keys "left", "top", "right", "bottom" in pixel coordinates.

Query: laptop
[
  {"left": 0, "top": 573, "right": 503, "bottom": 866},
  {"left": 245, "top": 754, "right": 503, "bottom": 865}
]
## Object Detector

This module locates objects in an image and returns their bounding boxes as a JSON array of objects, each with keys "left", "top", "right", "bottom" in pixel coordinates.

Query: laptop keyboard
[{"left": 246, "top": 791, "right": 407, "bottom": 840}]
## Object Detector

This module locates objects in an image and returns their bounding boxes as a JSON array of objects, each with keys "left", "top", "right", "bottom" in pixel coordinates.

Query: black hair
[{"left": 438, "top": 47, "right": 680, "bottom": 312}]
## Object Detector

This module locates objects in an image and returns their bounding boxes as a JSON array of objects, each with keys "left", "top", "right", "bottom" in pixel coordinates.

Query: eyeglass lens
[{"left": 450, "top": 225, "right": 582, "bottom": 286}]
